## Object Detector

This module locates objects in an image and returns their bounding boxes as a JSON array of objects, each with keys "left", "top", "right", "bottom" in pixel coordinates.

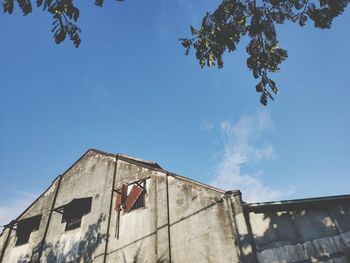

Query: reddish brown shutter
[
  {"left": 115, "top": 193, "right": 121, "bottom": 211},
  {"left": 125, "top": 185, "right": 143, "bottom": 212}
]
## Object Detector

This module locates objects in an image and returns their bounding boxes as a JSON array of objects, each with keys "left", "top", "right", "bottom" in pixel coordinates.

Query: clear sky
[{"left": 0, "top": 1, "right": 349, "bottom": 226}]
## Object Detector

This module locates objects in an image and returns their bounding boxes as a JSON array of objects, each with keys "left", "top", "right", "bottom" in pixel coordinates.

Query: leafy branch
[
  {"left": 3, "top": 0, "right": 96, "bottom": 47},
  {"left": 180, "top": 0, "right": 349, "bottom": 105}
]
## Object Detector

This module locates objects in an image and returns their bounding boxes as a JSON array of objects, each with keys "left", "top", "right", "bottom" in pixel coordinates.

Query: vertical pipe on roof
[
  {"left": 37, "top": 174, "right": 63, "bottom": 263},
  {"left": 226, "top": 193, "right": 243, "bottom": 262},
  {"left": 227, "top": 191, "right": 258, "bottom": 263},
  {"left": 154, "top": 173, "right": 158, "bottom": 260},
  {"left": 224, "top": 193, "right": 240, "bottom": 259},
  {"left": 103, "top": 154, "right": 118, "bottom": 263},
  {"left": 166, "top": 173, "right": 172, "bottom": 263}
]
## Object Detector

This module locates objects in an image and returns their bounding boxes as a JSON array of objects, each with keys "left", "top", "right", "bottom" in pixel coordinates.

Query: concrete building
[{"left": 0, "top": 149, "right": 349, "bottom": 263}]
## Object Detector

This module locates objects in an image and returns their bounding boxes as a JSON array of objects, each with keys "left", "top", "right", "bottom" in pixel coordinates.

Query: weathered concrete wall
[
  {"left": 41, "top": 151, "right": 115, "bottom": 263},
  {"left": 2, "top": 149, "right": 349, "bottom": 263},
  {"left": 168, "top": 175, "right": 240, "bottom": 263},
  {"left": 106, "top": 160, "right": 166, "bottom": 263},
  {"left": 246, "top": 204, "right": 350, "bottom": 263},
  {"left": 106, "top": 161, "right": 241, "bottom": 263},
  {"left": 1, "top": 151, "right": 173, "bottom": 263}
]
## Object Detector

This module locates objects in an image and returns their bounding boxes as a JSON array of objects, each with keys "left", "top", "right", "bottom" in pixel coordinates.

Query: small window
[
  {"left": 115, "top": 181, "right": 146, "bottom": 214},
  {"left": 15, "top": 215, "right": 41, "bottom": 246},
  {"left": 61, "top": 197, "right": 92, "bottom": 231}
]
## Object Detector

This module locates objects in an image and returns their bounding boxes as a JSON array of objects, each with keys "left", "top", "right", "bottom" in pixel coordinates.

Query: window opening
[
  {"left": 126, "top": 184, "right": 145, "bottom": 212},
  {"left": 55, "top": 197, "right": 92, "bottom": 231},
  {"left": 15, "top": 215, "right": 41, "bottom": 246}
]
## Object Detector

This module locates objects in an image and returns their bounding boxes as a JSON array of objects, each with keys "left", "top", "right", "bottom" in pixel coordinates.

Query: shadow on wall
[
  {"left": 121, "top": 245, "right": 167, "bottom": 263},
  {"left": 14, "top": 199, "right": 350, "bottom": 262},
  {"left": 106, "top": 197, "right": 229, "bottom": 262},
  {"left": 240, "top": 203, "right": 350, "bottom": 263},
  {"left": 17, "top": 215, "right": 106, "bottom": 263}
]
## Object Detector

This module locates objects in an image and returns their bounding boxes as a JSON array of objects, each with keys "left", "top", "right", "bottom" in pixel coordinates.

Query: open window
[
  {"left": 115, "top": 180, "right": 146, "bottom": 214},
  {"left": 15, "top": 215, "right": 41, "bottom": 246},
  {"left": 55, "top": 197, "right": 92, "bottom": 231},
  {"left": 126, "top": 183, "right": 145, "bottom": 212}
]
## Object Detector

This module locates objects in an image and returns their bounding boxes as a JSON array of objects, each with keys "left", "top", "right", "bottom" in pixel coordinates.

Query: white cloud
[
  {"left": 200, "top": 119, "right": 214, "bottom": 132},
  {"left": 211, "top": 111, "right": 293, "bottom": 202},
  {"left": 0, "top": 191, "right": 38, "bottom": 231}
]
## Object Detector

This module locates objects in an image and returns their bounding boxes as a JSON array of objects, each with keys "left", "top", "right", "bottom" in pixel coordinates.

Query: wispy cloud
[
  {"left": 0, "top": 191, "right": 38, "bottom": 231},
  {"left": 200, "top": 119, "right": 214, "bottom": 132},
  {"left": 211, "top": 111, "right": 293, "bottom": 202}
]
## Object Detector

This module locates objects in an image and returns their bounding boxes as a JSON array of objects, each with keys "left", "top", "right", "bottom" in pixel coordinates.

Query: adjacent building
[{"left": 1, "top": 149, "right": 349, "bottom": 262}]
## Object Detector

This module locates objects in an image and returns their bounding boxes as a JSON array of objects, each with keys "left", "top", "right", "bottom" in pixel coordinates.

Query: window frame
[{"left": 55, "top": 197, "right": 92, "bottom": 232}]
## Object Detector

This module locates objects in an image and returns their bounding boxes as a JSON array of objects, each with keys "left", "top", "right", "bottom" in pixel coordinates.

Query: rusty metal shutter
[{"left": 125, "top": 185, "right": 143, "bottom": 213}]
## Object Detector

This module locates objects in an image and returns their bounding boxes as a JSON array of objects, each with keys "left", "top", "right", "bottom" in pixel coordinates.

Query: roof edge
[
  {"left": 0, "top": 176, "right": 61, "bottom": 235},
  {"left": 245, "top": 194, "right": 350, "bottom": 213},
  {"left": 117, "top": 154, "right": 162, "bottom": 169},
  {"left": 167, "top": 172, "right": 226, "bottom": 194}
]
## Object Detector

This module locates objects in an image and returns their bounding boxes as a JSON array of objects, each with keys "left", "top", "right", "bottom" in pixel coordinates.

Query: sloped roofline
[
  {"left": 4, "top": 148, "right": 348, "bottom": 236},
  {"left": 58, "top": 148, "right": 163, "bottom": 177},
  {"left": 167, "top": 172, "right": 226, "bottom": 194},
  {"left": 89, "top": 149, "right": 162, "bottom": 169},
  {"left": 86, "top": 149, "right": 226, "bottom": 194},
  {"left": 0, "top": 148, "right": 224, "bottom": 234},
  {"left": 88, "top": 149, "right": 226, "bottom": 193},
  {"left": 0, "top": 176, "right": 61, "bottom": 236},
  {"left": 1, "top": 148, "right": 162, "bottom": 234}
]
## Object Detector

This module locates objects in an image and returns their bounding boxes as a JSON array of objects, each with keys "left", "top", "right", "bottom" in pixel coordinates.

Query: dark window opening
[
  {"left": 15, "top": 215, "right": 41, "bottom": 246},
  {"left": 61, "top": 197, "right": 92, "bottom": 231}
]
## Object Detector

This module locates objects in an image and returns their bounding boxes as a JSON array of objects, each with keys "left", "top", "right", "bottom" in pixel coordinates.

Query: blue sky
[{"left": 0, "top": 0, "right": 349, "bottom": 226}]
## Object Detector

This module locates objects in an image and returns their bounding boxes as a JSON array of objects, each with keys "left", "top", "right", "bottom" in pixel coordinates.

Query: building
[{"left": 0, "top": 149, "right": 349, "bottom": 263}]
